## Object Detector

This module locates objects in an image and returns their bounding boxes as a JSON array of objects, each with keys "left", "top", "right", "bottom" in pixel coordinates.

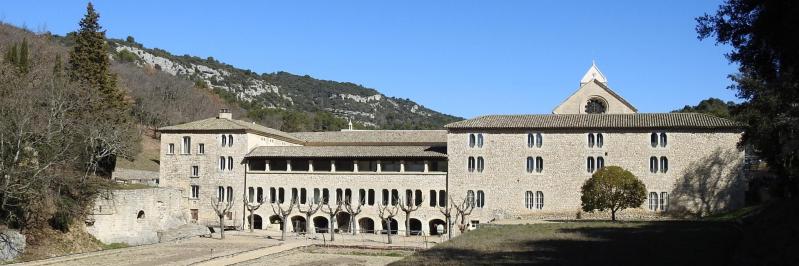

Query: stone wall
[
  {"left": 112, "top": 168, "right": 159, "bottom": 186},
  {"left": 85, "top": 188, "right": 188, "bottom": 245}
]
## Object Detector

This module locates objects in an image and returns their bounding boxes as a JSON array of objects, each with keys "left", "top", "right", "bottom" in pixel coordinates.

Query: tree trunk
[
  {"left": 248, "top": 211, "right": 253, "bottom": 233},
  {"left": 219, "top": 215, "right": 225, "bottom": 239},
  {"left": 306, "top": 215, "right": 313, "bottom": 235},
  {"left": 281, "top": 217, "right": 287, "bottom": 241},
  {"left": 385, "top": 218, "right": 393, "bottom": 244},
  {"left": 446, "top": 216, "right": 452, "bottom": 239},
  {"left": 611, "top": 209, "right": 616, "bottom": 221},
  {"left": 329, "top": 216, "right": 335, "bottom": 241},
  {"left": 405, "top": 215, "right": 410, "bottom": 236}
]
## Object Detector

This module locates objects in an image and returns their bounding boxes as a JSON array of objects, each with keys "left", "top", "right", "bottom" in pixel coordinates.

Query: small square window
[
  {"left": 198, "top": 144, "right": 205, "bottom": 154},
  {"left": 191, "top": 166, "right": 199, "bottom": 177}
]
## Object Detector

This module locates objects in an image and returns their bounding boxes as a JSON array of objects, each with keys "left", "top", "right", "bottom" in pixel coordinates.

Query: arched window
[
  {"left": 468, "top": 134, "right": 476, "bottom": 148},
  {"left": 526, "top": 157, "right": 534, "bottom": 173},
  {"left": 660, "top": 133, "right": 667, "bottom": 147},
  {"left": 270, "top": 187, "right": 277, "bottom": 203},
  {"left": 322, "top": 189, "right": 329, "bottom": 204},
  {"left": 596, "top": 133, "right": 604, "bottom": 148},
  {"left": 429, "top": 190, "right": 437, "bottom": 207},
  {"left": 597, "top": 156, "right": 605, "bottom": 170},
  {"left": 585, "top": 98, "right": 607, "bottom": 114},
  {"left": 535, "top": 157, "right": 543, "bottom": 173},
  {"left": 226, "top": 186, "right": 233, "bottom": 202},
  {"left": 477, "top": 134, "right": 484, "bottom": 148},
  {"left": 650, "top": 157, "right": 659, "bottom": 173},
  {"left": 248, "top": 187, "right": 255, "bottom": 203},
  {"left": 313, "top": 188, "right": 320, "bottom": 204},
  {"left": 257, "top": 187, "right": 264, "bottom": 203},
  {"left": 649, "top": 192, "right": 659, "bottom": 211},
  {"left": 278, "top": 187, "right": 285, "bottom": 203},
  {"left": 476, "top": 190, "right": 485, "bottom": 208},
  {"left": 217, "top": 186, "right": 224, "bottom": 202},
  {"left": 527, "top": 133, "right": 534, "bottom": 148},
  {"left": 228, "top": 156, "right": 234, "bottom": 171},
  {"left": 182, "top": 136, "right": 191, "bottom": 154},
  {"left": 651, "top": 133, "right": 658, "bottom": 147},
  {"left": 476, "top": 157, "right": 485, "bottom": 172},
  {"left": 660, "top": 157, "right": 669, "bottom": 173},
  {"left": 525, "top": 191, "right": 534, "bottom": 209},
  {"left": 467, "top": 157, "right": 475, "bottom": 172},
  {"left": 660, "top": 192, "right": 669, "bottom": 211},
  {"left": 221, "top": 135, "right": 227, "bottom": 146},
  {"left": 301, "top": 188, "right": 308, "bottom": 204},
  {"left": 587, "top": 157, "right": 595, "bottom": 173},
  {"left": 219, "top": 157, "right": 226, "bottom": 171},
  {"left": 535, "top": 191, "right": 544, "bottom": 209},
  {"left": 137, "top": 210, "right": 145, "bottom": 220},
  {"left": 536, "top": 133, "right": 543, "bottom": 148},
  {"left": 439, "top": 190, "right": 447, "bottom": 207},
  {"left": 294, "top": 188, "right": 301, "bottom": 203},
  {"left": 466, "top": 190, "right": 475, "bottom": 207},
  {"left": 228, "top": 134, "right": 234, "bottom": 147},
  {"left": 587, "top": 133, "right": 595, "bottom": 148}
]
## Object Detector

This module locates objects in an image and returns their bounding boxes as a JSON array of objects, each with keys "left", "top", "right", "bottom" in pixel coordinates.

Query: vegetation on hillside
[{"left": 672, "top": 97, "right": 738, "bottom": 119}]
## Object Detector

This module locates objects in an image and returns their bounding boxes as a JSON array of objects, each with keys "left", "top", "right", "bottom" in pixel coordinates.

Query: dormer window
[{"left": 585, "top": 98, "right": 607, "bottom": 114}]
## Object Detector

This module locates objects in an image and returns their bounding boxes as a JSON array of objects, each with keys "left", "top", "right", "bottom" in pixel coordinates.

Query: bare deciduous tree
[
  {"left": 270, "top": 199, "right": 295, "bottom": 241},
  {"left": 243, "top": 198, "right": 264, "bottom": 233},
  {"left": 297, "top": 196, "right": 321, "bottom": 235},
  {"left": 398, "top": 193, "right": 423, "bottom": 236},
  {"left": 438, "top": 197, "right": 453, "bottom": 239},
  {"left": 208, "top": 195, "right": 235, "bottom": 239},
  {"left": 320, "top": 196, "right": 343, "bottom": 241},
  {"left": 344, "top": 197, "right": 362, "bottom": 235},
  {"left": 376, "top": 201, "right": 399, "bottom": 244},
  {"left": 453, "top": 195, "right": 475, "bottom": 234}
]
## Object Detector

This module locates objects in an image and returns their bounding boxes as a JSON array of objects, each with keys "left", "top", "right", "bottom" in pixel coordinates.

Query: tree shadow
[{"left": 670, "top": 148, "right": 746, "bottom": 217}]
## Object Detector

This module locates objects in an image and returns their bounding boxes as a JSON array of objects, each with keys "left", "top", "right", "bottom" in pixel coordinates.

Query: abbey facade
[{"left": 158, "top": 64, "right": 746, "bottom": 235}]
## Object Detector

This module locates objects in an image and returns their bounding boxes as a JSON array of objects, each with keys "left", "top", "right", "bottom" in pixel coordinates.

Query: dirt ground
[{"left": 234, "top": 246, "right": 413, "bottom": 266}]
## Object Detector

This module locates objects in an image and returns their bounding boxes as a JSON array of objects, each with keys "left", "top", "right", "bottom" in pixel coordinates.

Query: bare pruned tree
[
  {"left": 243, "top": 197, "right": 264, "bottom": 233},
  {"left": 398, "top": 193, "right": 423, "bottom": 236},
  {"left": 344, "top": 197, "right": 362, "bottom": 235},
  {"left": 438, "top": 197, "right": 454, "bottom": 239},
  {"left": 452, "top": 195, "right": 475, "bottom": 234},
  {"left": 270, "top": 199, "right": 295, "bottom": 241},
  {"left": 208, "top": 195, "right": 235, "bottom": 239},
  {"left": 297, "top": 196, "right": 321, "bottom": 235},
  {"left": 320, "top": 196, "right": 343, "bottom": 241},
  {"left": 376, "top": 201, "right": 399, "bottom": 244}
]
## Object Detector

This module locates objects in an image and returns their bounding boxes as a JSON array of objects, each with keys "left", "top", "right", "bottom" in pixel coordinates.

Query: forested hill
[{"left": 102, "top": 36, "right": 461, "bottom": 131}]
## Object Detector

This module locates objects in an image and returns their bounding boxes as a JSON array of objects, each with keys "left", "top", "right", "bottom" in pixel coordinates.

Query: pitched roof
[
  {"left": 245, "top": 145, "right": 447, "bottom": 158},
  {"left": 553, "top": 79, "right": 638, "bottom": 113},
  {"left": 291, "top": 130, "right": 447, "bottom": 146},
  {"left": 445, "top": 113, "right": 744, "bottom": 130},
  {"left": 158, "top": 117, "right": 302, "bottom": 143}
]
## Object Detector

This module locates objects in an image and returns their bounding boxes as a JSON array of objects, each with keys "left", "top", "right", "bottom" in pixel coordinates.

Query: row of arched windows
[
  {"left": 649, "top": 156, "right": 669, "bottom": 173},
  {"left": 651, "top": 132, "right": 667, "bottom": 147},
  {"left": 525, "top": 191, "right": 544, "bottom": 210},
  {"left": 217, "top": 186, "right": 233, "bottom": 202},
  {"left": 466, "top": 190, "right": 485, "bottom": 208},
  {"left": 220, "top": 156, "right": 234, "bottom": 171},
  {"left": 258, "top": 186, "right": 446, "bottom": 208},
  {"left": 527, "top": 133, "right": 543, "bottom": 148},
  {"left": 587, "top": 133, "right": 604, "bottom": 148},
  {"left": 587, "top": 156, "right": 605, "bottom": 173},
  {"left": 468, "top": 133, "right": 484, "bottom": 148},
  {"left": 648, "top": 192, "right": 669, "bottom": 211},
  {"left": 526, "top": 157, "right": 544, "bottom": 173},
  {"left": 467, "top": 156, "right": 485, "bottom": 173},
  {"left": 221, "top": 134, "right": 234, "bottom": 147}
]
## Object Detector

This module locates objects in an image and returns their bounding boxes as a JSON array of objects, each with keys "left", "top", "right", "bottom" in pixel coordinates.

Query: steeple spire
[{"left": 580, "top": 61, "right": 608, "bottom": 85}]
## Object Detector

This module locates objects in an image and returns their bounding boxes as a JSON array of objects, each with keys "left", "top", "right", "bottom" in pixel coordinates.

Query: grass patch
[
  {"left": 703, "top": 205, "right": 760, "bottom": 221},
  {"left": 101, "top": 242, "right": 129, "bottom": 250},
  {"left": 393, "top": 221, "right": 740, "bottom": 265},
  {"left": 304, "top": 246, "right": 413, "bottom": 258}
]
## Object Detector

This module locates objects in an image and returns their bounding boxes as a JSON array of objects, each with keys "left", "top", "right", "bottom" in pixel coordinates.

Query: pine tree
[{"left": 68, "top": 2, "right": 125, "bottom": 111}]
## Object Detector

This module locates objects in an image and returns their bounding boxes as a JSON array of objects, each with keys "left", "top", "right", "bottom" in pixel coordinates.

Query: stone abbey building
[{"left": 158, "top": 64, "right": 746, "bottom": 235}]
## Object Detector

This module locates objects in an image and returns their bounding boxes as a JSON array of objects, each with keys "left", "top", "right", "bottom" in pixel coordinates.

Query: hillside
[{"left": 104, "top": 37, "right": 461, "bottom": 131}]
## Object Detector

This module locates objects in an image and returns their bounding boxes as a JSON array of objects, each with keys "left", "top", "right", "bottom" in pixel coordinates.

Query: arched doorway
[
  {"left": 313, "top": 216, "right": 329, "bottom": 233},
  {"left": 381, "top": 218, "right": 398, "bottom": 235},
  {"left": 290, "top": 216, "right": 306, "bottom": 233},
  {"left": 358, "top": 218, "right": 375, "bottom": 234},
  {"left": 247, "top": 214, "right": 263, "bottom": 229},
  {"left": 336, "top": 212, "right": 352, "bottom": 233},
  {"left": 269, "top": 215, "right": 283, "bottom": 231},
  {"left": 429, "top": 219, "right": 446, "bottom": 235},
  {"left": 409, "top": 218, "right": 423, "bottom": 235}
]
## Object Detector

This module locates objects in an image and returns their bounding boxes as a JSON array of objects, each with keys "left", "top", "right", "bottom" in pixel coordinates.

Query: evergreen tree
[{"left": 4, "top": 38, "right": 30, "bottom": 74}]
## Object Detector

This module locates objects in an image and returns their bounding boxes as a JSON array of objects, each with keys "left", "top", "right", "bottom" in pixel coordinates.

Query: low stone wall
[
  {"left": 85, "top": 188, "right": 190, "bottom": 245},
  {"left": 112, "top": 168, "right": 159, "bottom": 186}
]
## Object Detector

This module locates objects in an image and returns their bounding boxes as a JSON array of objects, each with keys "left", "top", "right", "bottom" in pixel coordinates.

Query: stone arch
[
  {"left": 137, "top": 210, "right": 145, "bottom": 220},
  {"left": 290, "top": 216, "right": 306, "bottom": 233},
  {"left": 313, "top": 216, "right": 329, "bottom": 233},
  {"left": 429, "top": 219, "right": 447, "bottom": 235},
  {"left": 409, "top": 218, "right": 423, "bottom": 235},
  {"left": 248, "top": 214, "right": 263, "bottom": 230},
  {"left": 358, "top": 217, "right": 375, "bottom": 234},
  {"left": 336, "top": 212, "right": 352, "bottom": 233},
  {"left": 381, "top": 218, "right": 399, "bottom": 235},
  {"left": 269, "top": 215, "right": 283, "bottom": 231}
]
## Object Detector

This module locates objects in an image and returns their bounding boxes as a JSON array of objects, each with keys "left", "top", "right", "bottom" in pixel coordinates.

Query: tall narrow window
[
  {"left": 257, "top": 187, "right": 264, "bottom": 203},
  {"left": 526, "top": 157, "right": 534, "bottom": 173},
  {"left": 650, "top": 157, "right": 658, "bottom": 173},
  {"left": 430, "top": 190, "right": 437, "bottom": 207},
  {"left": 476, "top": 190, "right": 485, "bottom": 208},
  {"left": 468, "top": 134, "right": 476, "bottom": 148},
  {"left": 382, "top": 189, "right": 389, "bottom": 206},
  {"left": 536, "top": 133, "right": 542, "bottom": 148},
  {"left": 300, "top": 188, "right": 307, "bottom": 204},
  {"left": 168, "top": 143, "right": 175, "bottom": 154},
  {"left": 527, "top": 133, "right": 534, "bottom": 148},
  {"left": 588, "top": 133, "right": 595, "bottom": 148},
  {"left": 535, "top": 157, "right": 543, "bottom": 173},
  {"left": 219, "top": 157, "right": 226, "bottom": 171},
  {"left": 336, "top": 188, "right": 343, "bottom": 204},
  {"left": 651, "top": 133, "right": 658, "bottom": 147},
  {"left": 587, "top": 157, "right": 595, "bottom": 173},
  {"left": 217, "top": 186, "right": 224, "bottom": 202},
  {"left": 439, "top": 190, "right": 447, "bottom": 207},
  {"left": 405, "top": 190, "right": 413, "bottom": 206},
  {"left": 221, "top": 135, "right": 227, "bottom": 146},
  {"left": 535, "top": 191, "right": 544, "bottom": 209},
  {"left": 226, "top": 187, "right": 233, "bottom": 202},
  {"left": 191, "top": 185, "right": 199, "bottom": 199},
  {"left": 248, "top": 187, "right": 254, "bottom": 203},
  {"left": 198, "top": 143, "right": 205, "bottom": 154},
  {"left": 270, "top": 187, "right": 276, "bottom": 203},
  {"left": 359, "top": 189, "right": 366, "bottom": 205},
  {"left": 660, "top": 133, "right": 667, "bottom": 147},
  {"left": 597, "top": 156, "right": 605, "bottom": 170},
  {"left": 466, "top": 190, "right": 475, "bottom": 207},
  {"left": 345, "top": 189, "right": 352, "bottom": 204},
  {"left": 368, "top": 189, "right": 375, "bottom": 206},
  {"left": 596, "top": 133, "right": 604, "bottom": 148},
  {"left": 415, "top": 190, "right": 423, "bottom": 206},
  {"left": 182, "top": 136, "right": 191, "bottom": 154},
  {"left": 477, "top": 134, "right": 484, "bottom": 148},
  {"left": 477, "top": 157, "right": 485, "bottom": 172},
  {"left": 660, "top": 157, "right": 669, "bottom": 173},
  {"left": 660, "top": 192, "right": 669, "bottom": 211},
  {"left": 314, "top": 188, "right": 320, "bottom": 204},
  {"left": 322, "top": 189, "right": 329, "bottom": 204},
  {"left": 191, "top": 166, "right": 199, "bottom": 177},
  {"left": 291, "top": 188, "right": 298, "bottom": 203},
  {"left": 228, "top": 156, "right": 234, "bottom": 171},
  {"left": 278, "top": 188, "right": 285, "bottom": 203},
  {"left": 649, "top": 192, "right": 659, "bottom": 211},
  {"left": 468, "top": 157, "right": 476, "bottom": 172},
  {"left": 525, "top": 191, "right": 534, "bottom": 209},
  {"left": 228, "top": 134, "right": 233, "bottom": 147}
]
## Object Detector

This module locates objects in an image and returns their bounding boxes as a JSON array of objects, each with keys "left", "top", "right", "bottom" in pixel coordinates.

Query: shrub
[{"left": 581, "top": 166, "right": 647, "bottom": 221}]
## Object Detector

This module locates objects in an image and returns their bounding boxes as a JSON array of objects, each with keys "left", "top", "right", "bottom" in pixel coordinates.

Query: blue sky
[{"left": 1, "top": 1, "right": 736, "bottom": 118}]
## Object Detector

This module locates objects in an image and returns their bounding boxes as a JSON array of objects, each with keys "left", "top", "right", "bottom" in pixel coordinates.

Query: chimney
[{"left": 218, "top": 108, "right": 232, "bottom": 119}]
